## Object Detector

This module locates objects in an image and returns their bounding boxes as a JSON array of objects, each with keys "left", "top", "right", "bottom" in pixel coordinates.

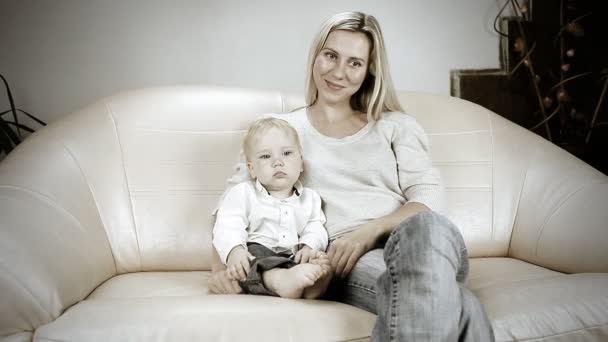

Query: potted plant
[{"left": 0, "top": 74, "right": 46, "bottom": 160}]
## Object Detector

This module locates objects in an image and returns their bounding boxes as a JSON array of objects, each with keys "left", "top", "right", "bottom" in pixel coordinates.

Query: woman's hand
[
  {"left": 327, "top": 202, "right": 430, "bottom": 278},
  {"left": 208, "top": 269, "right": 243, "bottom": 294},
  {"left": 327, "top": 223, "right": 381, "bottom": 278}
]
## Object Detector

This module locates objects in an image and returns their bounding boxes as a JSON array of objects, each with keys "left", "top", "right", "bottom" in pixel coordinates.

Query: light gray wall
[{"left": 0, "top": 0, "right": 508, "bottom": 124}]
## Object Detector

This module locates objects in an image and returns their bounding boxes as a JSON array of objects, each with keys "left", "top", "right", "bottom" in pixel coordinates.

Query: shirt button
[{"left": 283, "top": 211, "right": 288, "bottom": 215}]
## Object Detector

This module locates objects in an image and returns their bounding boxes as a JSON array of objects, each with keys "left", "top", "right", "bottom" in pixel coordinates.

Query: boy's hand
[
  {"left": 208, "top": 270, "right": 243, "bottom": 294},
  {"left": 226, "top": 246, "right": 251, "bottom": 281},
  {"left": 294, "top": 245, "right": 322, "bottom": 264}
]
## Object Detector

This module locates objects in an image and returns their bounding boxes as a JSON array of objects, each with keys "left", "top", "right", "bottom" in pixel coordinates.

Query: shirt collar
[{"left": 254, "top": 179, "right": 303, "bottom": 197}]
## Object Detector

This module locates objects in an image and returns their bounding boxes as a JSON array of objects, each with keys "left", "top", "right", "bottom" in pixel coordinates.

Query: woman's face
[{"left": 313, "top": 30, "right": 371, "bottom": 106}]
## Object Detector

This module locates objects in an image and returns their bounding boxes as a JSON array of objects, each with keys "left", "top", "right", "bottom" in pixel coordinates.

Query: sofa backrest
[
  {"left": 398, "top": 92, "right": 607, "bottom": 273},
  {"left": 396, "top": 92, "right": 513, "bottom": 257},
  {"left": 78, "top": 86, "right": 295, "bottom": 273},
  {"left": 63, "top": 86, "right": 517, "bottom": 273},
  {"left": 2, "top": 86, "right": 606, "bottom": 278}
]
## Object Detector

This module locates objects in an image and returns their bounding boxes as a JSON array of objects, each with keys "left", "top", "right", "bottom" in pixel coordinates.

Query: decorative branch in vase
[{"left": 496, "top": 0, "right": 607, "bottom": 166}]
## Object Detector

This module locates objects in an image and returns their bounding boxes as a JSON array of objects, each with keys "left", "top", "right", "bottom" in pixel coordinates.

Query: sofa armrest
[
  {"left": 507, "top": 130, "right": 608, "bottom": 273},
  {"left": 0, "top": 130, "right": 116, "bottom": 338}
]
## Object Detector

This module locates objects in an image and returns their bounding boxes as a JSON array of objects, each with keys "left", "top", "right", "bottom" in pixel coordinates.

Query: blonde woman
[{"left": 209, "top": 11, "right": 494, "bottom": 341}]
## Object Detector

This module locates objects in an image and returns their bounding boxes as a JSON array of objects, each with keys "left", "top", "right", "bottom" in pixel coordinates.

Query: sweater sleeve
[
  {"left": 391, "top": 113, "right": 444, "bottom": 213},
  {"left": 212, "top": 183, "right": 251, "bottom": 265},
  {"left": 298, "top": 190, "right": 329, "bottom": 252}
]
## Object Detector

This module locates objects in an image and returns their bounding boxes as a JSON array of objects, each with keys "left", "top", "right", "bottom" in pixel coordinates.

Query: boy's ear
[{"left": 246, "top": 161, "right": 256, "bottom": 178}]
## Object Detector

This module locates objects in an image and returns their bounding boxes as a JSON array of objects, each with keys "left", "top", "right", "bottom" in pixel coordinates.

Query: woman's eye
[
  {"left": 351, "top": 61, "right": 362, "bottom": 67},
  {"left": 283, "top": 151, "right": 293, "bottom": 156},
  {"left": 325, "top": 52, "right": 336, "bottom": 60},
  {"left": 259, "top": 154, "right": 271, "bottom": 159}
]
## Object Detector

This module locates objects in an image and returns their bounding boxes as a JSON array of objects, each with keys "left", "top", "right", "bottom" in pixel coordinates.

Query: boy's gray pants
[{"left": 238, "top": 242, "right": 296, "bottom": 296}]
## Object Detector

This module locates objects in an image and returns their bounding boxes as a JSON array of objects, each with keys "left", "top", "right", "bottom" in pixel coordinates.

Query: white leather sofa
[{"left": 1, "top": 86, "right": 607, "bottom": 342}]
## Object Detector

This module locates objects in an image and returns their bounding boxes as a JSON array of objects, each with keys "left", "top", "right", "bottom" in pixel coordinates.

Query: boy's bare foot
[
  {"left": 303, "top": 255, "right": 333, "bottom": 299},
  {"left": 263, "top": 263, "right": 324, "bottom": 299},
  {"left": 302, "top": 264, "right": 332, "bottom": 299},
  {"left": 308, "top": 252, "right": 330, "bottom": 267}
]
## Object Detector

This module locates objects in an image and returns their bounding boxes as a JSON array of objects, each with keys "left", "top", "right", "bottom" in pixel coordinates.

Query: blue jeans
[{"left": 327, "top": 211, "right": 495, "bottom": 341}]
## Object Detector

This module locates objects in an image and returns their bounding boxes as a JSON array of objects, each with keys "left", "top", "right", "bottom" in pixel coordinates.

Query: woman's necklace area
[{"left": 306, "top": 107, "right": 368, "bottom": 139}]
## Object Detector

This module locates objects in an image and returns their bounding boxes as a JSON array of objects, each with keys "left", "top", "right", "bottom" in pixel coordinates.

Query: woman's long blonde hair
[{"left": 305, "top": 12, "right": 404, "bottom": 120}]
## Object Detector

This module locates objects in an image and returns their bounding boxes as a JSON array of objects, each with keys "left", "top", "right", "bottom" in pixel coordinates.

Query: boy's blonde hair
[
  {"left": 304, "top": 11, "right": 404, "bottom": 120},
  {"left": 243, "top": 117, "right": 302, "bottom": 160}
]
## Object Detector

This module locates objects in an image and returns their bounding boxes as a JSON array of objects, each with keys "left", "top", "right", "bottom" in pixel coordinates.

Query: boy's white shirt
[{"left": 213, "top": 179, "right": 328, "bottom": 265}]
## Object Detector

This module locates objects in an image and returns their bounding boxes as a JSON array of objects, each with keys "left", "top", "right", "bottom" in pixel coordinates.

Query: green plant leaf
[
  {"left": 0, "top": 109, "right": 46, "bottom": 126},
  {"left": 0, "top": 116, "right": 21, "bottom": 145},
  {"left": 0, "top": 124, "right": 16, "bottom": 155},
  {"left": 3, "top": 121, "right": 35, "bottom": 133},
  {"left": 0, "top": 74, "right": 21, "bottom": 138}
]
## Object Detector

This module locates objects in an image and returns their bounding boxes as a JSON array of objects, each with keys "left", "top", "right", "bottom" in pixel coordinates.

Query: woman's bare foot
[{"left": 262, "top": 264, "right": 324, "bottom": 299}]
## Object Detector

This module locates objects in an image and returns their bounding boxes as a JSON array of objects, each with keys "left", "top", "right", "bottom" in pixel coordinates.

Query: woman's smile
[{"left": 325, "top": 80, "right": 345, "bottom": 90}]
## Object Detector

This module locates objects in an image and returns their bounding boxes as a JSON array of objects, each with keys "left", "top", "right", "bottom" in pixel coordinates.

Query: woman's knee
[
  {"left": 389, "top": 211, "right": 462, "bottom": 245},
  {"left": 384, "top": 211, "right": 469, "bottom": 279}
]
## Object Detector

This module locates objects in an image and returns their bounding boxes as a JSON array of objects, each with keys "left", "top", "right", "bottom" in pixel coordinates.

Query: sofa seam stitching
[
  {"left": 0, "top": 185, "right": 117, "bottom": 276},
  {"left": 106, "top": 102, "right": 144, "bottom": 271},
  {"left": 487, "top": 108, "right": 496, "bottom": 242},
  {"left": 511, "top": 322, "right": 608, "bottom": 341},
  {"left": 506, "top": 157, "right": 529, "bottom": 257},
  {"left": 0, "top": 261, "right": 53, "bottom": 322},
  {"left": 0, "top": 185, "right": 86, "bottom": 233},
  {"left": 533, "top": 181, "right": 604, "bottom": 256},
  {"left": 60, "top": 143, "right": 119, "bottom": 273}
]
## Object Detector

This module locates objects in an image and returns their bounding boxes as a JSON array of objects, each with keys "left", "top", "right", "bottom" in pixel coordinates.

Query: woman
[{"left": 209, "top": 11, "right": 494, "bottom": 341}]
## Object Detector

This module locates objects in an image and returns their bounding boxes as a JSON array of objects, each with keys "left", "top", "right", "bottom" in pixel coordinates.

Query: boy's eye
[
  {"left": 259, "top": 154, "right": 271, "bottom": 159},
  {"left": 283, "top": 151, "right": 293, "bottom": 156}
]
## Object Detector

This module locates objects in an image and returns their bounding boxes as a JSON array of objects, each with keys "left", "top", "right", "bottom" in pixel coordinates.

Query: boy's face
[{"left": 246, "top": 127, "right": 303, "bottom": 193}]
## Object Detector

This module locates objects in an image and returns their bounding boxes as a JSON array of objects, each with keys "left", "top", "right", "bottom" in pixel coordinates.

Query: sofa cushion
[
  {"left": 35, "top": 271, "right": 375, "bottom": 342},
  {"left": 467, "top": 257, "right": 562, "bottom": 290},
  {"left": 1, "top": 332, "right": 32, "bottom": 342},
  {"left": 88, "top": 271, "right": 210, "bottom": 299},
  {"left": 469, "top": 258, "right": 608, "bottom": 341},
  {"left": 37, "top": 259, "right": 608, "bottom": 342}
]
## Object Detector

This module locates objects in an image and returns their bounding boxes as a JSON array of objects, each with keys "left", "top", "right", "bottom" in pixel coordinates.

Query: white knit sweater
[{"left": 224, "top": 108, "right": 444, "bottom": 240}]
